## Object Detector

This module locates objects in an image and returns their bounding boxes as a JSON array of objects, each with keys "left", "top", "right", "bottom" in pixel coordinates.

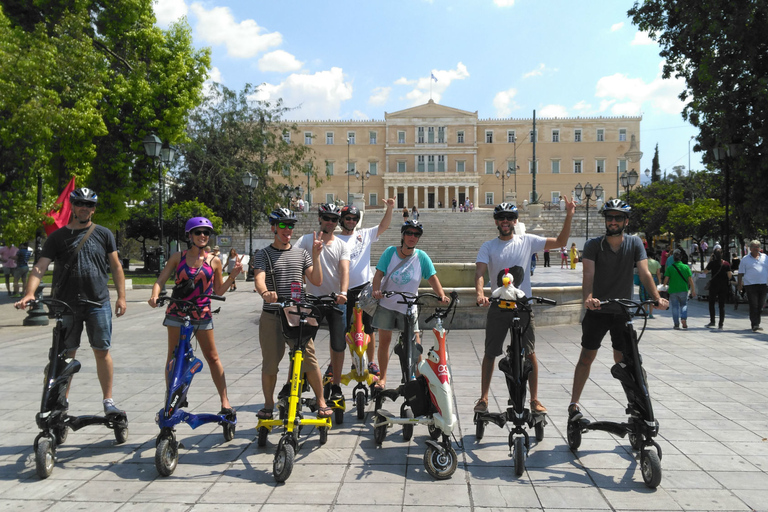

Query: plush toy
[{"left": 491, "top": 272, "right": 526, "bottom": 308}]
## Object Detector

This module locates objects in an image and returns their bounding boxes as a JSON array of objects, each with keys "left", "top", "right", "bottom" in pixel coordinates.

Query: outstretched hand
[
  {"left": 563, "top": 195, "right": 576, "bottom": 215},
  {"left": 312, "top": 231, "right": 324, "bottom": 258}
]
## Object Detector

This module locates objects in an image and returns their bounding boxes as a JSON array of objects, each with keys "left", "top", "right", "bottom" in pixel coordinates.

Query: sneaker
[
  {"left": 673, "top": 325, "right": 681, "bottom": 330},
  {"left": 473, "top": 398, "right": 488, "bottom": 414},
  {"left": 718, "top": 324, "right": 724, "bottom": 330},
  {"left": 568, "top": 403, "right": 583, "bottom": 422},
  {"left": 530, "top": 399, "right": 547, "bottom": 414},
  {"left": 103, "top": 398, "right": 122, "bottom": 416},
  {"left": 706, "top": 322, "right": 716, "bottom": 327},
  {"left": 367, "top": 362, "right": 380, "bottom": 376},
  {"left": 329, "top": 384, "right": 344, "bottom": 402},
  {"left": 756, "top": 326, "right": 764, "bottom": 332},
  {"left": 324, "top": 364, "right": 333, "bottom": 379},
  {"left": 648, "top": 314, "right": 655, "bottom": 319}
]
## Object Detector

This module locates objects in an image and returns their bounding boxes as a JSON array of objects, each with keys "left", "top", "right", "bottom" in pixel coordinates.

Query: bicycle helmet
[
  {"left": 184, "top": 216, "right": 214, "bottom": 234},
  {"left": 268, "top": 207, "right": 297, "bottom": 225},
  {"left": 70, "top": 187, "right": 98, "bottom": 205},
  {"left": 600, "top": 199, "right": 631, "bottom": 217},
  {"left": 400, "top": 220, "right": 424, "bottom": 235},
  {"left": 493, "top": 202, "right": 518, "bottom": 219},
  {"left": 318, "top": 203, "right": 341, "bottom": 218},
  {"left": 340, "top": 205, "right": 360, "bottom": 219}
]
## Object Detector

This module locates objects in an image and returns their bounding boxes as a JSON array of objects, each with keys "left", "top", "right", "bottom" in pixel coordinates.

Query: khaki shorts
[{"left": 259, "top": 310, "right": 320, "bottom": 376}]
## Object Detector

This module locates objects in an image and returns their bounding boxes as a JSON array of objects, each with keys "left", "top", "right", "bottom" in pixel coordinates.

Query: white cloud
[
  {"left": 493, "top": 88, "right": 519, "bottom": 118},
  {"left": 203, "top": 66, "right": 222, "bottom": 96},
  {"left": 252, "top": 67, "right": 353, "bottom": 120},
  {"left": 258, "top": 50, "right": 303, "bottom": 73},
  {"left": 594, "top": 62, "right": 685, "bottom": 116},
  {"left": 611, "top": 22, "right": 624, "bottom": 32},
  {"left": 352, "top": 110, "right": 369, "bottom": 120},
  {"left": 539, "top": 104, "right": 569, "bottom": 118},
  {"left": 522, "top": 63, "right": 557, "bottom": 79},
  {"left": 190, "top": 3, "right": 281, "bottom": 59},
  {"left": 631, "top": 31, "right": 656, "bottom": 46},
  {"left": 399, "top": 63, "right": 470, "bottom": 106},
  {"left": 494, "top": 0, "right": 516, "bottom": 6},
  {"left": 369, "top": 86, "right": 391, "bottom": 106},
  {"left": 573, "top": 100, "right": 592, "bottom": 112},
  {"left": 154, "top": 0, "right": 188, "bottom": 25}
]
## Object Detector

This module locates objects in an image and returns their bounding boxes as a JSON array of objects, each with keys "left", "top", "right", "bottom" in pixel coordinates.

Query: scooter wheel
[
  {"left": 155, "top": 437, "right": 178, "bottom": 477},
  {"left": 475, "top": 420, "right": 485, "bottom": 441},
  {"left": 424, "top": 443, "right": 457, "bottom": 480},
  {"left": 513, "top": 436, "right": 526, "bottom": 476},
  {"left": 318, "top": 426, "right": 328, "bottom": 445},
  {"left": 373, "top": 414, "right": 387, "bottom": 445},
  {"left": 567, "top": 420, "right": 581, "bottom": 450},
  {"left": 223, "top": 422, "right": 236, "bottom": 442},
  {"left": 257, "top": 426, "right": 269, "bottom": 447},
  {"left": 402, "top": 408, "right": 414, "bottom": 442},
  {"left": 114, "top": 423, "right": 128, "bottom": 444},
  {"left": 35, "top": 437, "right": 55, "bottom": 479},
  {"left": 534, "top": 421, "right": 545, "bottom": 442},
  {"left": 273, "top": 442, "right": 295, "bottom": 483},
  {"left": 334, "top": 407, "right": 344, "bottom": 425},
  {"left": 53, "top": 425, "right": 69, "bottom": 446},
  {"left": 356, "top": 392, "right": 366, "bottom": 420},
  {"left": 641, "top": 449, "right": 662, "bottom": 488},
  {"left": 428, "top": 423, "right": 441, "bottom": 440}
]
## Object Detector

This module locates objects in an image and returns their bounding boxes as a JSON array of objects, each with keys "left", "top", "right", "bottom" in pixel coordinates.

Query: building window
[
  {"left": 418, "top": 127, "right": 425, "bottom": 143},
  {"left": 485, "top": 130, "right": 493, "bottom": 143},
  {"left": 326, "top": 132, "right": 334, "bottom": 145},
  {"left": 574, "top": 160, "right": 583, "bottom": 173},
  {"left": 438, "top": 127, "right": 445, "bottom": 143},
  {"left": 457, "top": 131, "right": 465, "bottom": 143},
  {"left": 597, "top": 129, "right": 604, "bottom": 142},
  {"left": 326, "top": 161, "right": 334, "bottom": 176},
  {"left": 619, "top": 128, "right": 627, "bottom": 142},
  {"left": 437, "top": 155, "right": 446, "bottom": 172},
  {"left": 457, "top": 160, "right": 465, "bottom": 173},
  {"left": 551, "top": 191, "right": 561, "bottom": 204},
  {"left": 326, "top": 193, "right": 334, "bottom": 204},
  {"left": 508, "top": 130, "right": 516, "bottom": 143},
  {"left": 508, "top": 160, "right": 517, "bottom": 173},
  {"left": 304, "top": 132, "right": 312, "bottom": 145},
  {"left": 398, "top": 131, "right": 405, "bottom": 144},
  {"left": 574, "top": 129, "right": 582, "bottom": 142},
  {"left": 282, "top": 131, "right": 291, "bottom": 143},
  {"left": 529, "top": 160, "right": 537, "bottom": 174},
  {"left": 552, "top": 130, "right": 560, "bottom": 143},
  {"left": 369, "top": 131, "right": 377, "bottom": 145},
  {"left": 369, "top": 161, "right": 378, "bottom": 175},
  {"left": 618, "top": 159, "right": 627, "bottom": 173},
  {"left": 551, "top": 160, "right": 560, "bottom": 174},
  {"left": 347, "top": 132, "right": 355, "bottom": 145},
  {"left": 369, "top": 193, "right": 378, "bottom": 206},
  {"left": 596, "top": 159, "right": 605, "bottom": 173},
  {"left": 485, "top": 160, "right": 494, "bottom": 174},
  {"left": 427, "top": 155, "right": 435, "bottom": 172},
  {"left": 417, "top": 155, "right": 425, "bottom": 172},
  {"left": 485, "top": 192, "right": 494, "bottom": 205},
  {"left": 282, "top": 164, "right": 290, "bottom": 176},
  {"left": 397, "top": 161, "right": 406, "bottom": 173},
  {"left": 428, "top": 126, "right": 435, "bottom": 143},
  {"left": 347, "top": 162, "right": 356, "bottom": 175}
]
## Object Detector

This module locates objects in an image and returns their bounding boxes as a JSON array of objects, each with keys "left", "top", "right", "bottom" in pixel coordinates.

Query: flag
[
  {"left": 44, "top": 176, "right": 76, "bottom": 235},
  {"left": 431, "top": 73, "right": 438, "bottom": 82}
]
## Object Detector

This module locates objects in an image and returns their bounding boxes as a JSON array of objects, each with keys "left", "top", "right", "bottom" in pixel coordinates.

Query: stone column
[{"left": 404, "top": 186, "right": 409, "bottom": 208}]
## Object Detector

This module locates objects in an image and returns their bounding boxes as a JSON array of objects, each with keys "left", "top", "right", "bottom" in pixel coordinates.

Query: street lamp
[
  {"left": 346, "top": 137, "right": 351, "bottom": 205},
  {"left": 142, "top": 133, "right": 164, "bottom": 273},
  {"left": 304, "top": 162, "right": 312, "bottom": 209},
  {"left": 712, "top": 143, "right": 741, "bottom": 255},
  {"left": 574, "top": 182, "right": 603, "bottom": 239},
  {"left": 355, "top": 169, "right": 371, "bottom": 203},
  {"left": 495, "top": 167, "right": 513, "bottom": 202},
  {"left": 620, "top": 169, "right": 639, "bottom": 195},
  {"left": 242, "top": 171, "right": 258, "bottom": 276}
]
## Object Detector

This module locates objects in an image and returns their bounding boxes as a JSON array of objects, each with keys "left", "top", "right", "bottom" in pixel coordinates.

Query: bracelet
[
  {"left": 260, "top": 290, "right": 269, "bottom": 297},
  {"left": 339, "top": 291, "right": 347, "bottom": 296}
]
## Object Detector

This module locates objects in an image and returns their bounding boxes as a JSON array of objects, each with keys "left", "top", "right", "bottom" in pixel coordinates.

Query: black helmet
[
  {"left": 400, "top": 220, "right": 423, "bottom": 234},
  {"left": 600, "top": 199, "right": 631, "bottom": 217},
  {"left": 340, "top": 205, "right": 360, "bottom": 219},
  {"left": 268, "top": 207, "right": 296, "bottom": 225},
  {"left": 318, "top": 203, "right": 341, "bottom": 217},
  {"left": 70, "top": 187, "right": 98, "bottom": 205},
  {"left": 493, "top": 202, "right": 518, "bottom": 219}
]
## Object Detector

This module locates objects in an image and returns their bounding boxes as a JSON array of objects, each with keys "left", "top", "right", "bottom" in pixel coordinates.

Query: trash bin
[{"left": 694, "top": 273, "right": 710, "bottom": 300}]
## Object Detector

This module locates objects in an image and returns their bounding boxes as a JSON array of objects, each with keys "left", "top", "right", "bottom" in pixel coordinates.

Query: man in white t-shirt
[
  {"left": 298, "top": 204, "right": 350, "bottom": 407},
  {"left": 473, "top": 199, "right": 575, "bottom": 415},
  {"left": 336, "top": 197, "right": 396, "bottom": 375},
  {"left": 737, "top": 240, "right": 768, "bottom": 332}
]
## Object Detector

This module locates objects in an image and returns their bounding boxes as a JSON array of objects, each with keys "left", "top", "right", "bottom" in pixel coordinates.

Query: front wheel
[
  {"left": 567, "top": 420, "right": 581, "bottom": 450},
  {"left": 114, "top": 422, "right": 128, "bottom": 444},
  {"left": 534, "top": 422, "right": 545, "bottom": 442},
  {"left": 334, "top": 407, "right": 344, "bottom": 425},
  {"left": 424, "top": 444, "right": 457, "bottom": 480},
  {"left": 641, "top": 449, "right": 662, "bottom": 488},
  {"left": 318, "top": 426, "right": 328, "bottom": 445},
  {"left": 374, "top": 414, "right": 387, "bottom": 445},
  {"left": 402, "top": 408, "right": 414, "bottom": 442},
  {"left": 257, "top": 427, "right": 269, "bottom": 447},
  {"left": 273, "top": 441, "right": 295, "bottom": 483},
  {"left": 513, "top": 436, "right": 526, "bottom": 476},
  {"left": 356, "top": 392, "right": 366, "bottom": 420},
  {"left": 223, "top": 422, "right": 236, "bottom": 442},
  {"left": 35, "top": 437, "right": 55, "bottom": 479},
  {"left": 155, "top": 437, "right": 179, "bottom": 477}
]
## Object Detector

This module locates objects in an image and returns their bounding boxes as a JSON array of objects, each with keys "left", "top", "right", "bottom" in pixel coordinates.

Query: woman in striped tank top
[{"left": 149, "top": 217, "right": 243, "bottom": 418}]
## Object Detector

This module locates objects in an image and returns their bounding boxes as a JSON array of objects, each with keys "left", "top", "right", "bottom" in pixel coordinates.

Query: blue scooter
[{"left": 154, "top": 295, "right": 236, "bottom": 476}]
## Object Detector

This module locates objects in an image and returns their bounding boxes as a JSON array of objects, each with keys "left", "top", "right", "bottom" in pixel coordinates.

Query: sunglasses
[
  {"left": 604, "top": 214, "right": 627, "bottom": 222},
  {"left": 277, "top": 222, "right": 295, "bottom": 229},
  {"left": 71, "top": 200, "right": 95, "bottom": 208},
  {"left": 192, "top": 230, "right": 211, "bottom": 236},
  {"left": 494, "top": 214, "right": 517, "bottom": 221},
  {"left": 321, "top": 215, "right": 339, "bottom": 222},
  {"left": 403, "top": 231, "right": 422, "bottom": 238},
  {"left": 343, "top": 216, "right": 359, "bottom": 222}
]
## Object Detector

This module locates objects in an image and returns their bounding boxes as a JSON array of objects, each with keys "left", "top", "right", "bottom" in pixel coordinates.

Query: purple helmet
[{"left": 185, "top": 217, "right": 214, "bottom": 235}]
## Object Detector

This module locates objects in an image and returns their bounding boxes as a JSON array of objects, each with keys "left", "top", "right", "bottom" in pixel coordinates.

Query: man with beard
[
  {"left": 567, "top": 199, "right": 668, "bottom": 423},
  {"left": 473, "top": 199, "right": 575, "bottom": 415}
]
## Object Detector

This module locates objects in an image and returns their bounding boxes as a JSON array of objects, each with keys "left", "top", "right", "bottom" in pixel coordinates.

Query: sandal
[
  {"left": 257, "top": 407, "right": 273, "bottom": 420},
  {"left": 317, "top": 406, "right": 333, "bottom": 418}
]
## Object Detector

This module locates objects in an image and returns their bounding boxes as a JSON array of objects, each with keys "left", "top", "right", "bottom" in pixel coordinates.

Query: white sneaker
[{"left": 103, "top": 398, "right": 122, "bottom": 416}]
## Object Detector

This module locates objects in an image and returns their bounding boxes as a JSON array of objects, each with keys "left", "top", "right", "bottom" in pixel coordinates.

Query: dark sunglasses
[
  {"left": 71, "top": 200, "right": 95, "bottom": 208},
  {"left": 277, "top": 222, "right": 295, "bottom": 229},
  {"left": 192, "top": 229, "right": 211, "bottom": 236},
  {"left": 403, "top": 231, "right": 422, "bottom": 238},
  {"left": 343, "top": 216, "right": 359, "bottom": 222},
  {"left": 321, "top": 215, "right": 339, "bottom": 222},
  {"left": 494, "top": 214, "right": 517, "bottom": 221},
  {"left": 604, "top": 214, "right": 627, "bottom": 222}
]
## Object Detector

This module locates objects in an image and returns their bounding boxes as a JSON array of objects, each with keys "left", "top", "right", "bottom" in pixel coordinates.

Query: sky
[{"left": 154, "top": 0, "right": 702, "bottom": 183}]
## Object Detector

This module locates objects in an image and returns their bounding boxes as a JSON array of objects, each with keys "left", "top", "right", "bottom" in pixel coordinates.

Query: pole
[
  {"left": 158, "top": 162, "right": 164, "bottom": 274},
  {"left": 531, "top": 110, "right": 537, "bottom": 203},
  {"left": 248, "top": 187, "right": 253, "bottom": 258},
  {"left": 347, "top": 138, "right": 351, "bottom": 205},
  {"left": 725, "top": 161, "right": 730, "bottom": 255}
]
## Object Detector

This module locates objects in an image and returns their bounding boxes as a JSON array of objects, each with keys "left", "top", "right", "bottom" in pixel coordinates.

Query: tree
[
  {"left": 0, "top": 0, "right": 211, "bottom": 239},
  {"left": 172, "top": 83, "right": 321, "bottom": 229},
  {"left": 651, "top": 144, "right": 661, "bottom": 183}
]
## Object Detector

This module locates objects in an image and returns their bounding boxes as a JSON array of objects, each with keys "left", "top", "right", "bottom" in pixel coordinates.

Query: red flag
[{"left": 44, "top": 177, "right": 77, "bottom": 235}]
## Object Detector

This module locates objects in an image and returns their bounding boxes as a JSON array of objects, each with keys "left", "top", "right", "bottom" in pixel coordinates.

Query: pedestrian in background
[
  {"left": 737, "top": 240, "right": 768, "bottom": 332},
  {"left": 663, "top": 249, "right": 696, "bottom": 329},
  {"left": 704, "top": 248, "right": 732, "bottom": 329}
]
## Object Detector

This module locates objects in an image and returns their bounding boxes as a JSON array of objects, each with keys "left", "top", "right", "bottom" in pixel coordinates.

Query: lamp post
[
  {"left": 574, "top": 182, "right": 603, "bottom": 239},
  {"left": 304, "top": 162, "right": 312, "bottom": 209},
  {"left": 620, "top": 169, "right": 639, "bottom": 195},
  {"left": 142, "top": 134, "right": 163, "bottom": 273},
  {"left": 712, "top": 143, "right": 741, "bottom": 254},
  {"left": 495, "top": 167, "right": 513, "bottom": 202},
  {"left": 346, "top": 137, "right": 351, "bottom": 205},
  {"left": 355, "top": 169, "right": 371, "bottom": 202},
  {"left": 242, "top": 171, "right": 258, "bottom": 267}
]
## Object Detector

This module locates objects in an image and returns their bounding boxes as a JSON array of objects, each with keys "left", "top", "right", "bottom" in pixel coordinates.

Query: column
[
  {"left": 404, "top": 186, "right": 409, "bottom": 209},
  {"left": 474, "top": 186, "right": 479, "bottom": 209}
]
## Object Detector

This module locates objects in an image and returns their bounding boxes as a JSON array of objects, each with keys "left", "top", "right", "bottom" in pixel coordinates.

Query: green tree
[{"left": 651, "top": 144, "right": 660, "bottom": 183}]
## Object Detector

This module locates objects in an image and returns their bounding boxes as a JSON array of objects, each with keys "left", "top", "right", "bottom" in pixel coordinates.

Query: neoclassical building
[{"left": 289, "top": 100, "right": 641, "bottom": 209}]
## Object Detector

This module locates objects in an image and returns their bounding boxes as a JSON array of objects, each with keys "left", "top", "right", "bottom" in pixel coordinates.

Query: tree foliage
[{"left": 124, "top": 200, "right": 221, "bottom": 255}]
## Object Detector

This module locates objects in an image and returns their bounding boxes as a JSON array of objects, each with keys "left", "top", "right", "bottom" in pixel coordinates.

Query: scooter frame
[
  {"left": 566, "top": 298, "right": 663, "bottom": 488},
  {"left": 337, "top": 302, "right": 378, "bottom": 420},
  {"left": 153, "top": 295, "right": 236, "bottom": 477},
  {"left": 31, "top": 298, "right": 129, "bottom": 479},
  {"left": 372, "top": 291, "right": 461, "bottom": 479},
  {"left": 474, "top": 294, "right": 556, "bottom": 477}
]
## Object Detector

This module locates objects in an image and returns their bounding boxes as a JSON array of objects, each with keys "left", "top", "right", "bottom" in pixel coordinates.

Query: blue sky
[{"left": 154, "top": 0, "right": 702, "bottom": 180}]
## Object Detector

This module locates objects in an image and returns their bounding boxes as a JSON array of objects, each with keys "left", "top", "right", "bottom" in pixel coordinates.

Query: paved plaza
[{"left": 0, "top": 265, "right": 767, "bottom": 511}]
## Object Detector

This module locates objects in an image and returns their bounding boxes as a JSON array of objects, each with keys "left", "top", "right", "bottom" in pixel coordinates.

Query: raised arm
[{"left": 545, "top": 195, "right": 576, "bottom": 250}]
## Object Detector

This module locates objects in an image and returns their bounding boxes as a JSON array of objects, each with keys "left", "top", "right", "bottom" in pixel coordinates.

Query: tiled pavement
[{"left": 0, "top": 266, "right": 766, "bottom": 511}]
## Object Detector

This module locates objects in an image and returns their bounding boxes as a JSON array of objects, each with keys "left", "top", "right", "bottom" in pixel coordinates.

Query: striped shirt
[{"left": 254, "top": 244, "right": 312, "bottom": 312}]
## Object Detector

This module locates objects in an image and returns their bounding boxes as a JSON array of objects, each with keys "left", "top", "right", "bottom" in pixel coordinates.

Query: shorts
[
  {"left": 2, "top": 267, "right": 11, "bottom": 276},
  {"left": 163, "top": 314, "right": 213, "bottom": 330},
  {"left": 62, "top": 301, "right": 113, "bottom": 352},
  {"left": 13, "top": 266, "right": 28, "bottom": 279},
  {"left": 347, "top": 283, "right": 374, "bottom": 335},
  {"left": 258, "top": 310, "right": 320, "bottom": 376},
  {"left": 484, "top": 305, "right": 535, "bottom": 358},
  {"left": 581, "top": 310, "right": 627, "bottom": 351},
  {"left": 316, "top": 303, "right": 347, "bottom": 353},
  {"left": 372, "top": 304, "right": 419, "bottom": 335}
]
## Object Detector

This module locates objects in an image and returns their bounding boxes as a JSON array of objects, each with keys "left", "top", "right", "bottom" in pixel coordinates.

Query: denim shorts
[
  {"left": 62, "top": 301, "right": 113, "bottom": 352},
  {"left": 163, "top": 314, "right": 214, "bottom": 330},
  {"left": 372, "top": 305, "right": 419, "bottom": 334}
]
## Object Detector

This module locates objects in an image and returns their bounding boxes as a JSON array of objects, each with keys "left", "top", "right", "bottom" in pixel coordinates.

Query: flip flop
[
  {"left": 317, "top": 406, "right": 333, "bottom": 418},
  {"left": 257, "top": 407, "right": 273, "bottom": 419}
]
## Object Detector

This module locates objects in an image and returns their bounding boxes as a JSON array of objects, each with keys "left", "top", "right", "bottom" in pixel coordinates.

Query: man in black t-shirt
[{"left": 16, "top": 188, "right": 127, "bottom": 416}]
